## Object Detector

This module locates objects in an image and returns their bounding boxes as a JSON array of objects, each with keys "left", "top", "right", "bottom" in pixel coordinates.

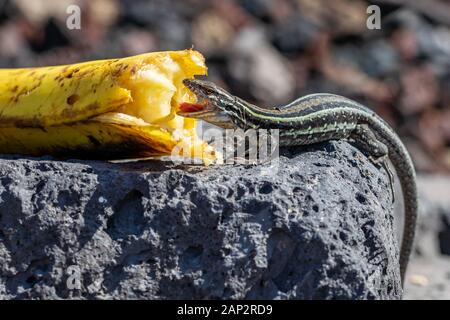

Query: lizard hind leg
[{"left": 350, "top": 124, "right": 395, "bottom": 203}]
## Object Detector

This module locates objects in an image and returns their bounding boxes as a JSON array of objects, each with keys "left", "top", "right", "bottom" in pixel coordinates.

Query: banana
[{"left": 0, "top": 50, "right": 217, "bottom": 163}]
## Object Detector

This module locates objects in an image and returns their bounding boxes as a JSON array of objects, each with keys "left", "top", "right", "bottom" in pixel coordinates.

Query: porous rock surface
[{"left": 0, "top": 141, "right": 401, "bottom": 299}]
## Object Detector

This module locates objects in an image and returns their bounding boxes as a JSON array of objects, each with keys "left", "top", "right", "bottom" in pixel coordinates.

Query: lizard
[{"left": 178, "top": 78, "right": 418, "bottom": 287}]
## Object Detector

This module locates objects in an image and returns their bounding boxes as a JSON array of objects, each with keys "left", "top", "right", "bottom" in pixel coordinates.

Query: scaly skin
[{"left": 179, "top": 79, "right": 418, "bottom": 287}]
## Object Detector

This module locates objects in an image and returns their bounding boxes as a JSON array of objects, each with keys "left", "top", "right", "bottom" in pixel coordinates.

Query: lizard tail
[{"left": 368, "top": 116, "right": 418, "bottom": 286}]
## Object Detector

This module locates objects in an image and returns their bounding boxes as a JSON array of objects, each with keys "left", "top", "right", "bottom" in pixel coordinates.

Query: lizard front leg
[{"left": 350, "top": 124, "right": 395, "bottom": 202}]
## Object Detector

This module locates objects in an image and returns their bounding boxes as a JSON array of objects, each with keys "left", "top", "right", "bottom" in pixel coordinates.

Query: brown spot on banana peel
[{"left": 67, "top": 94, "right": 80, "bottom": 105}]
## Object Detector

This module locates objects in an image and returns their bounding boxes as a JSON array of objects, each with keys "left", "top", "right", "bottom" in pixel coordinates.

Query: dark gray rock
[{"left": 0, "top": 141, "right": 401, "bottom": 299}]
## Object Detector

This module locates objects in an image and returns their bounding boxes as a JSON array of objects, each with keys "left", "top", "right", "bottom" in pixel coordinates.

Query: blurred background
[{"left": 1, "top": 0, "right": 450, "bottom": 299}]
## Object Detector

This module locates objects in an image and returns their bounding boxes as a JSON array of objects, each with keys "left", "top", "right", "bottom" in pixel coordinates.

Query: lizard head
[{"left": 178, "top": 79, "right": 239, "bottom": 129}]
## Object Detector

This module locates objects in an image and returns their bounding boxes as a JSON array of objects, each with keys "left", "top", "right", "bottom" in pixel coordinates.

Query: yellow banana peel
[{"left": 0, "top": 49, "right": 217, "bottom": 163}]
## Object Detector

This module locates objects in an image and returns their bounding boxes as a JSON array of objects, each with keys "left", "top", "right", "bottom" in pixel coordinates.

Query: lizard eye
[{"left": 205, "top": 88, "right": 215, "bottom": 96}]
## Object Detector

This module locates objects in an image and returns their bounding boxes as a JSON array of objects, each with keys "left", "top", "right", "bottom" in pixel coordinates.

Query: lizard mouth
[
  {"left": 177, "top": 100, "right": 233, "bottom": 127},
  {"left": 177, "top": 101, "right": 215, "bottom": 118},
  {"left": 177, "top": 79, "right": 218, "bottom": 118}
]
